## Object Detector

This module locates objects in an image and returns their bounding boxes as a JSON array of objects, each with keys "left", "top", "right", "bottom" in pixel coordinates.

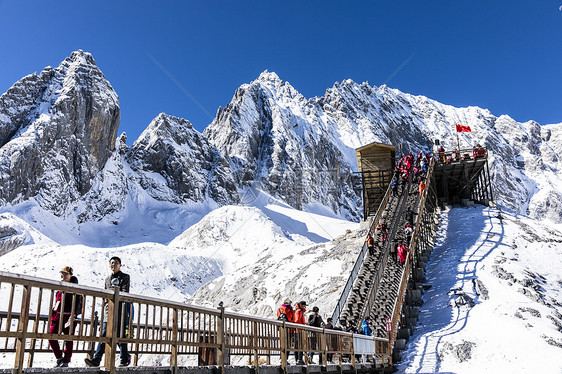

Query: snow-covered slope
[
  {"left": 397, "top": 206, "right": 562, "bottom": 373},
  {"left": 1, "top": 51, "right": 562, "bottom": 371}
]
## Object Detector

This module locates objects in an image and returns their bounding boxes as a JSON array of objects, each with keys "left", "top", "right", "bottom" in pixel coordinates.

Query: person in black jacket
[
  {"left": 85, "top": 257, "right": 131, "bottom": 368},
  {"left": 307, "top": 307, "right": 324, "bottom": 363}
]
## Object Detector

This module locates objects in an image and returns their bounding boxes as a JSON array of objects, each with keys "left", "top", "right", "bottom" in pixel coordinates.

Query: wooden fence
[{"left": 0, "top": 271, "right": 389, "bottom": 373}]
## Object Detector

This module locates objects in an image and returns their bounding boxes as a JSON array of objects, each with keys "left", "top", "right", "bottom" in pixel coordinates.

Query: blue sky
[{"left": 1, "top": 1, "right": 560, "bottom": 142}]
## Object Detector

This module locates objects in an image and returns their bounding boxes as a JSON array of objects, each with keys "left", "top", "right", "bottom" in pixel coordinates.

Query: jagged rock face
[
  {"left": 207, "top": 73, "right": 562, "bottom": 223},
  {"left": 1, "top": 52, "right": 561, "bottom": 225},
  {"left": 74, "top": 133, "right": 129, "bottom": 223},
  {"left": 126, "top": 113, "right": 239, "bottom": 205},
  {"left": 204, "top": 72, "right": 361, "bottom": 221},
  {"left": 0, "top": 50, "right": 120, "bottom": 215}
]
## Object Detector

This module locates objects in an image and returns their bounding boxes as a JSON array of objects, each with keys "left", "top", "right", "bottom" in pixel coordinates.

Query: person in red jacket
[
  {"left": 377, "top": 222, "right": 388, "bottom": 244},
  {"left": 276, "top": 299, "right": 295, "bottom": 322},
  {"left": 398, "top": 243, "right": 409, "bottom": 264},
  {"left": 49, "top": 266, "right": 81, "bottom": 368},
  {"left": 438, "top": 146, "right": 445, "bottom": 163},
  {"left": 293, "top": 301, "right": 307, "bottom": 365}
]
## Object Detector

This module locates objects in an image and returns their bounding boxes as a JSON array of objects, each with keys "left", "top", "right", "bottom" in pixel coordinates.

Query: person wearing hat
[
  {"left": 276, "top": 298, "right": 295, "bottom": 322},
  {"left": 85, "top": 256, "right": 131, "bottom": 368},
  {"left": 49, "top": 266, "right": 80, "bottom": 367},
  {"left": 293, "top": 301, "right": 307, "bottom": 365}
]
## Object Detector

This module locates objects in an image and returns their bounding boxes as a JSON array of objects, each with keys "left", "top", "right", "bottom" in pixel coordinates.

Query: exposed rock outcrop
[
  {"left": 0, "top": 50, "right": 120, "bottom": 215},
  {"left": 126, "top": 113, "right": 239, "bottom": 206}
]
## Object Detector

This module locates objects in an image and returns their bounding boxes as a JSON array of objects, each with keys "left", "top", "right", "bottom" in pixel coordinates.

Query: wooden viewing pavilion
[{"left": 355, "top": 142, "right": 396, "bottom": 220}]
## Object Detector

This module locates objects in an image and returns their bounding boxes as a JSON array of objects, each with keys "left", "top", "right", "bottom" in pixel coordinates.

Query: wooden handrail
[
  {"left": 0, "top": 271, "right": 389, "bottom": 372},
  {"left": 434, "top": 146, "right": 488, "bottom": 163}
]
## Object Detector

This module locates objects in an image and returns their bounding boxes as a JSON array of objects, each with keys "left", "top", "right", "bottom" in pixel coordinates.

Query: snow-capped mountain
[
  {"left": 127, "top": 113, "right": 239, "bottom": 207},
  {"left": 0, "top": 50, "right": 561, "bottom": 371},
  {"left": 1, "top": 51, "right": 561, "bottom": 237},
  {"left": 206, "top": 71, "right": 562, "bottom": 224},
  {"left": 0, "top": 50, "right": 120, "bottom": 216}
]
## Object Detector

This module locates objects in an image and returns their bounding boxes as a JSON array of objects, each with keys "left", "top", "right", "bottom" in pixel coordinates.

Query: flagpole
[{"left": 456, "top": 124, "right": 460, "bottom": 152}]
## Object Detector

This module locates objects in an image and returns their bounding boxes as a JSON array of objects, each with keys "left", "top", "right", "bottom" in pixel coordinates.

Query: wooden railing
[
  {"left": 0, "top": 271, "right": 389, "bottom": 373},
  {"left": 434, "top": 146, "right": 487, "bottom": 164}
]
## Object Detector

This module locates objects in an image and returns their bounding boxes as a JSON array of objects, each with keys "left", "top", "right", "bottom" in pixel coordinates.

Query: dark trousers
[
  {"left": 93, "top": 322, "right": 130, "bottom": 364},
  {"left": 308, "top": 336, "right": 322, "bottom": 363},
  {"left": 49, "top": 316, "right": 75, "bottom": 363}
]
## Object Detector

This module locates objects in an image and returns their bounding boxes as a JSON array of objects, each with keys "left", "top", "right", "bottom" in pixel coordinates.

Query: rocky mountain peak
[
  {"left": 135, "top": 113, "right": 195, "bottom": 148},
  {"left": 127, "top": 112, "right": 239, "bottom": 206},
  {"left": 256, "top": 70, "right": 282, "bottom": 83},
  {"left": 1, "top": 51, "right": 562, "bottom": 229},
  {"left": 0, "top": 50, "right": 120, "bottom": 214}
]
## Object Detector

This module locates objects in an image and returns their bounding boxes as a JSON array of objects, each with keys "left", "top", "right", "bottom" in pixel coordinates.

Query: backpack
[{"left": 308, "top": 314, "right": 322, "bottom": 327}]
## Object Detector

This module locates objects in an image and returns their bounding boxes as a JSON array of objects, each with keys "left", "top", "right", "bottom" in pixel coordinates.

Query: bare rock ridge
[
  {"left": 204, "top": 71, "right": 361, "bottom": 220},
  {"left": 0, "top": 51, "right": 561, "bottom": 227},
  {"left": 0, "top": 50, "right": 120, "bottom": 215},
  {"left": 126, "top": 113, "right": 239, "bottom": 206}
]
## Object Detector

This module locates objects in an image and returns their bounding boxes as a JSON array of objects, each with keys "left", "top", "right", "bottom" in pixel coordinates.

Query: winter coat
[
  {"left": 51, "top": 291, "right": 76, "bottom": 321},
  {"left": 294, "top": 304, "right": 306, "bottom": 325},
  {"left": 419, "top": 181, "right": 426, "bottom": 196},
  {"left": 277, "top": 304, "right": 295, "bottom": 322},
  {"left": 308, "top": 313, "right": 324, "bottom": 328},
  {"left": 105, "top": 271, "right": 130, "bottom": 293},
  {"left": 361, "top": 320, "right": 372, "bottom": 336},
  {"left": 51, "top": 276, "right": 81, "bottom": 322},
  {"left": 103, "top": 271, "right": 131, "bottom": 325},
  {"left": 398, "top": 244, "right": 409, "bottom": 263}
]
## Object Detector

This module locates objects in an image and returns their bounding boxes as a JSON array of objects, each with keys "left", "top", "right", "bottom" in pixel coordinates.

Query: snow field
[{"left": 398, "top": 206, "right": 562, "bottom": 373}]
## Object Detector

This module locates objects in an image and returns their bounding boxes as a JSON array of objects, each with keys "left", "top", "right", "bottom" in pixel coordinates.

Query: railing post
[
  {"left": 170, "top": 308, "right": 178, "bottom": 374},
  {"left": 321, "top": 328, "right": 327, "bottom": 366},
  {"left": 350, "top": 335, "right": 356, "bottom": 368},
  {"left": 13, "top": 285, "right": 31, "bottom": 374},
  {"left": 26, "top": 287, "right": 43, "bottom": 368},
  {"left": 104, "top": 286, "right": 119, "bottom": 373},
  {"left": 279, "top": 321, "right": 288, "bottom": 374},
  {"left": 253, "top": 321, "right": 259, "bottom": 374},
  {"left": 217, "top": 304, "right": 225, "bottom": 374}
]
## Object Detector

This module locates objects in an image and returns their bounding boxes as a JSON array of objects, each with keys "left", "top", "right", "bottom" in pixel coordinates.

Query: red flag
[{"left": 456, "top": 124, "right": 472, "bottom": 132}]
